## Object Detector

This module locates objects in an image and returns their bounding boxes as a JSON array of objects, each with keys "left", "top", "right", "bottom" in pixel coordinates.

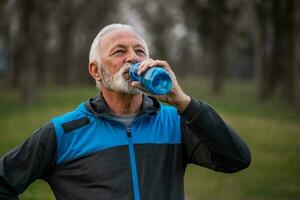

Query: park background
[{"left": 0, "top": 0, "right": 300, "bottom": 199}]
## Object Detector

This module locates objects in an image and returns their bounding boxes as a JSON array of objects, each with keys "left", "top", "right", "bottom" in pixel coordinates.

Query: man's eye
[
  {"left": 136, "top": 49, "right": 145, "bottom": 55},
  {"left": 113, "top": 50, "right": 125, "bottom": 54}
]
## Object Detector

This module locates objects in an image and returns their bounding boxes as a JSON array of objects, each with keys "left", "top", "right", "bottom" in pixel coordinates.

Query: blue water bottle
[{"left": 129, "top": 62, "right": 173, "bottom": 95}]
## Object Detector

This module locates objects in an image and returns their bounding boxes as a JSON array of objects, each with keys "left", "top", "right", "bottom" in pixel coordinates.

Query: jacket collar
[{"left": 84, "top": 94, "right": 160, "bottom": 117}]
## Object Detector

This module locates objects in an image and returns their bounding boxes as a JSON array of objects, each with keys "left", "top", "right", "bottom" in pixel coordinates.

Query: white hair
[{"left": 89, "top": 23, "right": 149, "bottom": 65}]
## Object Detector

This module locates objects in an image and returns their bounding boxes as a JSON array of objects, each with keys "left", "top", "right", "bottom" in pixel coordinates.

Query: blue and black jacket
[{"left": 0, "top": 95, "right": 251, "bottom": 200}]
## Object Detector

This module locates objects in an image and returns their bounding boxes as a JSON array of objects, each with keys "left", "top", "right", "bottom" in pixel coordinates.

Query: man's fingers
[
  {"left": 138, "top": 59, "right": 153, "bottom": 75},
  {"left": 138, "top": 59, "right": 174, "bottom": 75}
]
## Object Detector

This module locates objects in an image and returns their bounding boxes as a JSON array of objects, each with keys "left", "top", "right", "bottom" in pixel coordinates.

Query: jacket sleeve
[
  {"left": 181, "top": 98, "right": 251, "bottom": 173},
  {"left": 0, "top": 122, "right": 57, "bottom": 199}
]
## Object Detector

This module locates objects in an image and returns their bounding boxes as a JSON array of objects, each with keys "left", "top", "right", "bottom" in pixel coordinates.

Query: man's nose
[{"left": 126, "top": 49, "right": 139, "bottom": 63}]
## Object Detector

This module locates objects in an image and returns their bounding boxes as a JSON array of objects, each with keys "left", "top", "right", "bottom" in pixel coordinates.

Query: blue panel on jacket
[
  {"left": 131, "top": 105, "right": 181, "bottom": 144},
  {"left": 52, "top": 103, "right": 181, "bottom": 164}
]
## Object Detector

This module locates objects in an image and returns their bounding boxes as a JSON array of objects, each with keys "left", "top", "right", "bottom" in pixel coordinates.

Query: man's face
[{"left": 98, "top": 29, "right": 148, "bottom": 94}]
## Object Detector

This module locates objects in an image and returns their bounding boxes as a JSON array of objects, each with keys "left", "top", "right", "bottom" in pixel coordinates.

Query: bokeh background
[{"left": 0, "top": 0, "right": 300, "bottom": 199}]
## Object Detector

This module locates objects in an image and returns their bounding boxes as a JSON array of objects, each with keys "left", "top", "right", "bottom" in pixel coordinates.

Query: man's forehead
[{"left": 100, "top": 29, "right": 146, "bottom": 49}]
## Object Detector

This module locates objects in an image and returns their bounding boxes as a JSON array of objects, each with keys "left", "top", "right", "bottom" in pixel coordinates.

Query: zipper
[
  {"left": 94, "top": 111, "right": 153, "bottom": 200},
  {"left": 126, "top": 128, "right": 141, "bottom": 200}
]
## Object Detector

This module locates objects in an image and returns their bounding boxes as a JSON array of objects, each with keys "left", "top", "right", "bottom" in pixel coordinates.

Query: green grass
[{"left": 0, "top": 79, "right": 300, "bottom": 200}]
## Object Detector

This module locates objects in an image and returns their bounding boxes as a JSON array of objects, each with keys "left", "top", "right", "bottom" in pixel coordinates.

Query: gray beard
[{"left": 100, "top": 64, "right": 140, "bottom": 95}]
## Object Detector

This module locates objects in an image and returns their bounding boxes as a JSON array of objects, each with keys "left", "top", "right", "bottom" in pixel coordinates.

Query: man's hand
[{"left": 130, "top": 59, "right": 191, "bottom": 113}]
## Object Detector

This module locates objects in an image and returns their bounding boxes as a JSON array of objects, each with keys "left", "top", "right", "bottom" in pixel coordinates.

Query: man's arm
[
  {"left": 131, "top": 59, "right": 251, "bottom": 172},
  {"left": 181, "top": 98, "right": 251, "bottom": 173},
  {"left": 0, "top": 122, "right": 56, "bottom": 199}
]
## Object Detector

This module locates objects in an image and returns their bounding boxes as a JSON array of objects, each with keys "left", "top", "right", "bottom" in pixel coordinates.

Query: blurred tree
[
  {"left": 123, "top": 0, "right": 201, "bottom": 76},
  {"left": 294, "top": 0, "right": 300, "bottom": 110},
  {"left": 130, "top": 0, "right": 176, "bottom": 63},
  {"left": 1, "top": 0, "right": 25, "bottom": 88},
  {"left": 0, "top": 0, "right": 118, "bottom": 104},
  {"left": 253, "top": 0, "right": 274, "bottom": 100},
  {"left": 50, "top": 0, "right": 76, "bottom": 85},
  {"left": 1, "top": 0, "right": 53, "bottom": 104},
  {"left": 69, "top": 0, "right": 118, "bottom": 84},
  {"left": 48, "top": 0, "right": 118, "bottom": 85},
  {"left": 253, "top": 0, "right": 296, "bottom": 104},
  {"left": 1, "top": 0, "right": 299, "bottom": 109},
  {"left": 271, "top": 0, "right": 294, "bottom": 102},
  {"left": 182, "top": 0, "right": 242, "bottom": 94},
  {"left": 1, "top": 0, "right": 63, "bottom": 104}
]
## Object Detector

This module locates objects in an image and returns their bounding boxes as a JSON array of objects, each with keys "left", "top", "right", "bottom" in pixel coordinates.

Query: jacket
[{"left": 0, "top": 95, "right": 251, "bottom": 200}]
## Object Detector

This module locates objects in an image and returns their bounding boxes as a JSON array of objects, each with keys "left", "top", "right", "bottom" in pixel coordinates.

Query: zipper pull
[{"left": 126, "top": 128, "right": 132, "bottom": 137}]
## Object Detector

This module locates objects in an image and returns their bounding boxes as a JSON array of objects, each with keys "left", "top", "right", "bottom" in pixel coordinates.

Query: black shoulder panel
[{"left": 62, "top": 117, "right": 90, "bottom": 133}]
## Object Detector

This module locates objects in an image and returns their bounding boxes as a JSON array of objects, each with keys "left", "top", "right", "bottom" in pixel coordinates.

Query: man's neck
[{"left": 101, "top": 90, "right": 143, "bottom": 115}]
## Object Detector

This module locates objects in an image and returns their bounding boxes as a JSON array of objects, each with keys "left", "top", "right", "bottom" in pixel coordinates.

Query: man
[{"left": 0, "top": 23, "right": 251, "bottom": 200}]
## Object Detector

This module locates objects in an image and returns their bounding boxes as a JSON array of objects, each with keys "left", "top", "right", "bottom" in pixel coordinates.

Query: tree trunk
[
  {"left": 53, "top": 0, "right": 74, "bottom": 85},
  {"left": 19, "top": 0, "right": 48, "bottom": 104},
  {"left": 253, "top": 1, "right": 269, "bottom": 100},
  {"left": 254, "top": 19, "right": 265, "bottom": 100},
  {"left": 211, "top": 38, "right": 226, "bottom": 94},
  {"left": 17, "top": 0, "right": 36, "bottom": 104},
  {"left": 275, "top": 0, "right": 294, "bottom": 102},
  {"left": 8, "top": 44, "right": 24, "bottom": 88},
  {"left": 21, "top": 53, "right": 38, "bottom": 105},
  {"left": 294, "top": 0, "right": 300, "bottom": 110}
]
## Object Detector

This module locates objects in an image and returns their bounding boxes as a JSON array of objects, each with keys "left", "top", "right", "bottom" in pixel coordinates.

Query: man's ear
[{"left": 88, "top": 62, "right": 102, "bottom": 81}]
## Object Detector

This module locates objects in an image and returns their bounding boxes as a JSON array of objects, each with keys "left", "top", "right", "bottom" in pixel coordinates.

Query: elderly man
[{"left": 0, "top": 24, "right": 251, "bottom": 200}]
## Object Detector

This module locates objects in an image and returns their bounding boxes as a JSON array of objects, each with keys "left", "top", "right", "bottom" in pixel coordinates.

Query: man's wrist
[{"left": 173, "top": 94, "right": 191, "bottom": 113}]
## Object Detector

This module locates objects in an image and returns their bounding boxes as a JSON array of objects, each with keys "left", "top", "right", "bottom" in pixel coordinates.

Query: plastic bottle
[{"left": 129, "top": 62, "right": 173, "bottom": 95}]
